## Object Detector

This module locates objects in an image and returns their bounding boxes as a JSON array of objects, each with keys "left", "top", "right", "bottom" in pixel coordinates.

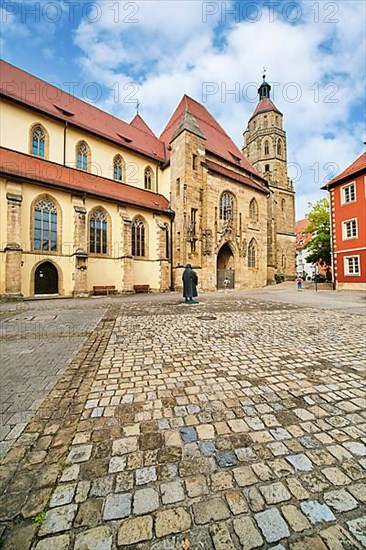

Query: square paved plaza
[{"left": 0, "top": 289, "right": 365, "bottom": 549}]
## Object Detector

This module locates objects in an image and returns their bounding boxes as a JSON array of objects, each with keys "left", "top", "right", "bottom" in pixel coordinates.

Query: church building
[{"left": 0, "top": 61, "right": 295, "bottom": 299}]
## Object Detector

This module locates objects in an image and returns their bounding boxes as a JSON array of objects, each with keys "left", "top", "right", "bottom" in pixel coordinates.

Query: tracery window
[
  {"left": 277, "top": 140, "right": 282, "bottom": 156},
  {"left": 249, "top": 198, "right": 258, "bottom": 223},
  {"left": 31, "top": 125, "right": 46, "bottom": 157},
  {"left": 220, "top": 192, "right": 234, "bottom": 222},
  {"left": 132, "top": 217, "right": 146, "bottom": 257},
  {"left": 144, "top": 167, "right": 153, "bottom": 190},
  {"left": 248, "top": 239, "right": 256, "bottom": 268},
  {"left": 89, "top": 209, "right": 108, "bottom": 255},
  {"left": 34, "top": 199, "right": 57, "bottom": 251},
  {"left": 77, "top": 141, "right": 89, "bottom": 171},
  {"left": 113, "top": 154, "right": 124, "bottom": 181},
  {"left": 264, "top": 140, "right": 270, "bottom": 156}
]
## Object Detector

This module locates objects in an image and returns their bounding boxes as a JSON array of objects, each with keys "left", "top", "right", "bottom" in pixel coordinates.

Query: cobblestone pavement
[
  {"left": 0, "top": 304, "right": 107, "bottom": 456},
  {"left": 0, "top": 293, "right": 365, "bottom": 549}
]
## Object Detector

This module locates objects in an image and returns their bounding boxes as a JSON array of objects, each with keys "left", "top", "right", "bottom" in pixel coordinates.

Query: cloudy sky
[{"left": 1, "top": 0, "right": 365, "bottom": 218}]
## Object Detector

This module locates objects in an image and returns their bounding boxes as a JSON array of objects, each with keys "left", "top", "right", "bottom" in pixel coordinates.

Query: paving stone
[
  {"left": 286, "top": 454, "right": 313, "bottom": 472},
  {"left": 211, "top": 471, "right": 234, "bottom": 491},
  {"left": 112, "top": 437, "right": 138, "bottom": 455},
  {"left": 66, "top": 445, "right": 92, "bottom": 463},
  {"left": 185, "top": 475, "right": 208, "bottom": 497},
  {"left": 103, "top": 492, "right": 132, "bottom": 520},
  {"left": 74, "top": 498, "right": 103, "bottom": 528},
  {"left": 193, "top": 498, "right": 231, "bottom": 524},
  {"left": 233, "top": 466, "right": 258, "bottom": 487},
  {"left": 348, "top": 482, "right": 366, "bottom": 503},
  {"left": 300, "top": 500, "right": 336, "bottom": 524},
  {"left": 1, "top": 522, "right": 38, "bottom": 550},
  {"left": 161, "top": 480, "right": 185, "bottom": 504},
  {"left": 289, "top": 535, "right": 328, "bottom": 550},
  {"left": 180, "top": 427, "right": 197, "bottom": 442},
  {"left": 133, "top": 488, "right": 159, "bottom": 515},
  {"left": 346, "top": 517, "right": 366, "bottom": 546},
  {"left": 135, "top": 466, "right": 157, "bottom": 485},
  {"left": 343, "top": 441, "right": 366, "bottom": 456},
  {"left": 118, "top": 515, "right": 153, "bottom": 546},
  {"left": 157, "top": 463, "right": 178, "bottom": 481},
  {"left": 197, "top": 424, "right": 215, "bottom": 440},
  {"left": 252, "top": 462, "right": 274, "bottom": 481},
  {"left": 49, "top": 483, "right": 77, "bottom": 507},
  {"left": 228, "top": 419, "right": 249, "bottom": 432},
  {"left": 320, "top": 524, "right": 362, "bottom": 550},
  {"left": 255, "top": 508, "right": 290, "bottom": 543},
  {"left": 281, "top": 504, "right": 311, "bottom": 532},
  {"left": 20, "top": 488, "right": 52, "bottom": 519},
  {"left": 75, "top": 480, "right": 91, "bottom": 503},
  {"left": 243, "top": 487, "right": 266, "bottom": 512},
  {"left": 233, "top": 516, "right": 264, "bottom": 549},
  {"left": 155, "top": 507, "right": 191, "bottom": 537},
  {"left": 108, "top": 456, "right": 126, "bottom": 473},
  {"left": 35, "top": 534, "right": 70, "bottom": 550},
  {"left": 38, "top": 504, "right": 78, "bottom": 536},
  {"left": 225, "top": 489, "right": 248, "bottom": 514},
  {"left": 60, "top": 464, "right": 80, "bottom": 482},
  {"left": 324, "top": 488, "right": 358, "bottom": 512},
  {"left": 115, "top": 472, "right": 134, "bottom": 492},
  {"left": 322, "top": 467, "right": 351, "bottom": 486},
  {"left": 209, "top": 522, "right": 236, "bottom": 550},
  {"left": 215, "top": 450, "right": 238, "bottom": 468},
  {"left": 74, "top": 525, "right": 112, "bottom": 550},
  {"left": 260, "top": 482, "right": 291, "bottom": 504},
  {"left": 199, "top": 439, "right": 216, "bottom": 456}
]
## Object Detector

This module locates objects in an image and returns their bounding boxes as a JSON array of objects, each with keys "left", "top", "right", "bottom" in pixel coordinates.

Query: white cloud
[{"left": 71, "top": 0, "right": 365, "bottom": 219}]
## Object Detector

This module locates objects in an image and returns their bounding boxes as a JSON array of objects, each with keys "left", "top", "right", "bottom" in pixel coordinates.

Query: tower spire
[{"left": 258, "top": 71, "right": 271, "bottom": 100}]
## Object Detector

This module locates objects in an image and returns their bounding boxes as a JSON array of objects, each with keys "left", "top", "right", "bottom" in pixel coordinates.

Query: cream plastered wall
[
  {"left": 0, "top": 99, "right": 166, "bottom": 194},
  {"left": 159, "top": 166, "right": 172, "bottom": 201}
]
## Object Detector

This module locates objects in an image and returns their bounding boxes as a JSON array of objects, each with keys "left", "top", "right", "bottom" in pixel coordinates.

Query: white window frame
[
  {"left": 342, "top": 218, "right": 358, "bottom": 240},
  {"left": 344, "top": 255, "right": 360, "bottom": 276},
  {"left": 341, "top": 182, "right": 356, "bottom": 205}
]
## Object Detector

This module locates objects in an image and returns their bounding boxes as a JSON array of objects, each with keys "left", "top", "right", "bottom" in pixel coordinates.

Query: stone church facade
[{"left": 0, "top": 61, "right": 295, "bottom": 299}]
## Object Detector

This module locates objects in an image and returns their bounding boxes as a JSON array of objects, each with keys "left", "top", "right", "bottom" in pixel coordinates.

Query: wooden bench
[
  {"left": 133, "top": 284, "right": 150, "bottom": 293},
  {"left": 93, "top": 285, "right": 116, "bottom": 296}
]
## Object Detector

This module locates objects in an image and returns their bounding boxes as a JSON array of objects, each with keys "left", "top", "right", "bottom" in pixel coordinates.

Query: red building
[{"left": 322, "top": 152, "right": 366, "bottom": 290}]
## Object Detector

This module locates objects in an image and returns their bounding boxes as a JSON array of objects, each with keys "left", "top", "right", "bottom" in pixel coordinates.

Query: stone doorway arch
[
  {"left": 34, "top": 261, "right": 59, "bottom": 295},
  {"left": 217, "top": 243, "right": 235, "bottom": 289}
]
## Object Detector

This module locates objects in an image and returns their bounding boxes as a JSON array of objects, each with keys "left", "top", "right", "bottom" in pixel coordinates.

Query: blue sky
[{"left": 1, "top": 0, "right": 365, "bottom": 218}]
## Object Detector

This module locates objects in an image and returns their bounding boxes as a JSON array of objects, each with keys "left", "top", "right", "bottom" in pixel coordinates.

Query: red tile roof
[
  {"left": 295, "top": 218, "right": 311, "bottom": 249},
  {"left": 205, "top": 160, "right": 269, "bottom": 194},
  {"left": 130, "top": 114, "right": 157, "bottom": 137},
  {"left": 322, "top": 152, "right": 366, "bottom": 188},
  {"left": 250, "top": 97, "right": 282, "bottom": 120},
  {"left": 0, "top": 60, "right": 165, "bottom": 162},
  {"left": 0, "top": 148, "right": 171, "bottom": 213},
  {"left": 160, "top": 95, "right": 260, "bottom": 178}
]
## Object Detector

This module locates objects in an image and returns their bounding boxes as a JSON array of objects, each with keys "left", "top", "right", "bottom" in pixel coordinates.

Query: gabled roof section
[
  {"left": 0, "top": 147, "right": 170, "bottom": 213},
  {"left": 205, "top": 160, "right": 269, "bottom": 194},
  {"left": 0, "top": 60, "right": 165, "bottom": 162},
  {"left": 130, "top": 114, "right": 157, "bottom": 137},
  {"left": 171, "top": 108, "right": 206, "bottom": 142},
  {"left": 250, "top": 97, "right": 282, "bottom": 120},
  {"left": 322, "top": 152, "right": 366, "bottom": 189},
  {"left": 160, "top": 95, "right": 260, "bottom": 177}
]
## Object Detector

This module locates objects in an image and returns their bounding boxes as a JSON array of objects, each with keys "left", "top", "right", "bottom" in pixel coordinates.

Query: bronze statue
[{"left": 182, "top": 264, "right": 198, "bottom": 303}]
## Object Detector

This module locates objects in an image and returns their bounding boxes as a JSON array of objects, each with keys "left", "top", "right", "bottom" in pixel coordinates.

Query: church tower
[{"left": 243, "top": 74, "right": 296, "bottom": 281}]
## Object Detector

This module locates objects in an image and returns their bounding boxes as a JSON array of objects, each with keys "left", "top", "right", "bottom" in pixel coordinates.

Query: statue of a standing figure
[{"left": 182, "top": 264, "right": 198, "bottom": 303}]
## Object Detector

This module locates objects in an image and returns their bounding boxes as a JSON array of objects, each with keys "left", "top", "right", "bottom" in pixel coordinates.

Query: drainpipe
[
  {"left": 63, "top": 121, "right": 68, "bottom": 166},
  {"left": 328, "top": 188, "right": 336, "bottom": 290},
  {"left": 155, "top": 164, "right": 159, "bottom": 194},
  {"left": 169, "top": 209, "right": 175, "bottom": 291}
]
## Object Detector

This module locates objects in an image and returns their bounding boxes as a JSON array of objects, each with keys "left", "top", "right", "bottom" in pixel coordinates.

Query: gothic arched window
[
  {"left": 248, "top": 239, "right": 257, "bottom": 268},
  {"left": 144, "top": 167, "right": 153, "bottom": 190},
  {"left": 249, "top": 198, "right": 258, "bottom": 223},
  {"left": 277, "top": 140, "right": 282, "bottom": 156},
  {"left": 132, "top": 217, "right": 146, "bottom": 257},
  {"left": 89, "top": 209, "right": 108, "bottom": 255},
  {"left": 220, "top": 192, "right": 234, "bottom": 222},
  {"left": 76, "top": 141, "right": 90, "bottom": 171},
  {"left": 264, "top": 140, "right": 270, "bottom": 156},
  {"left": 281, "top": 198, "right": 286, "bottom": 211},
  {"left": 34, "top": 199, "right": 57, "bottom": 251},
  {"left": 31, "top": 125, "right": 46, "bottom": 157},
  {"left": 113, "top": 154, "right": 124, "bottom": 181}
]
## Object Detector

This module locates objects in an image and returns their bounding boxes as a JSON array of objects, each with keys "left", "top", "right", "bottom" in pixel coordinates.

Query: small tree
[{"left": 305, "top": 198, "right": 331, "bottom": 266}]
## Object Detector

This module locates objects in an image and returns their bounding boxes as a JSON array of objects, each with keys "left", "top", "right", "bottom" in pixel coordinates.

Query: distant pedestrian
[{"left": 296, "top": 276, "right": 303, "bottom": 291}]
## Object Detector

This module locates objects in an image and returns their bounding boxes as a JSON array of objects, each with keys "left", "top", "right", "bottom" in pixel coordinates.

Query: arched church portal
[
  {"left": 217, "top": 243, "right": 235, "bottom": 289},
  {"left": 34, "top": 261, "right": 59, "bottom": 295}
]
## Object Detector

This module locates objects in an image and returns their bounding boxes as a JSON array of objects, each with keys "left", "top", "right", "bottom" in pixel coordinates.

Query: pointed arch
[
  {"left": 264, "top": 140, "right": 270, "bottom": 156},
  {"left": 88, "top": 206, "right": 111, "bottom": 255},
  {"left": 31, "top": 194, "right": 61, "bottom": 253},
  {"left": 277, "top": 139, "right": 282, "bottom": 156},
  {"left": 281, "top": 198, "right": 286, "bottom": 212},
  {"left": 144, "top": 166, "right": 154, "bottom": 190},
  {"left": 249, "top": 198, "right": 258, "bottom": 223},
  {"left": 30, "top": 123, "right": 49, "bottom": 158},
  {"left": 113, "top": 154, "right": 125, "bottom": 182},
  {"left": 132, "top": 216, "right": 148, "bottom": 257},
  {"left": 76, "top": 140, "right": 91, "bottom": 171},
  {"left": 248, "top": 238, "right": 257, "bottom": 268},
  {"left": 31, "top": 259, "right": 63, "bottom": 297},
  {"left": 219, "top": 191, "right": 235, "bottom": 222}
]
